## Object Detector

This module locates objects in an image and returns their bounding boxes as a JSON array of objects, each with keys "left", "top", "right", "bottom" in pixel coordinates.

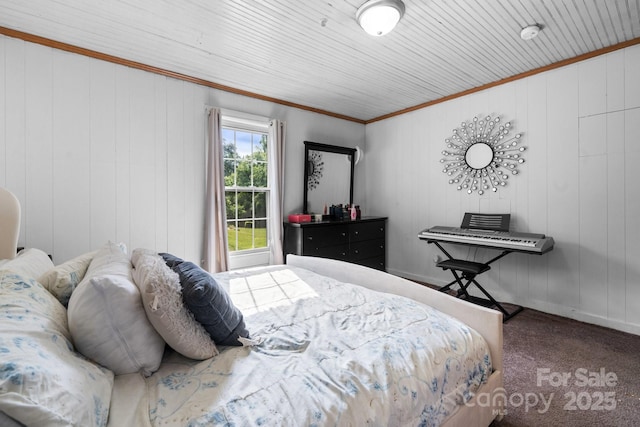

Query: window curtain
[
  {"left": 268, "top": 119, "right": 286, "bottom": 265},
  {"left": 203, "top": 108, "right": 229, "bottom": 272}
]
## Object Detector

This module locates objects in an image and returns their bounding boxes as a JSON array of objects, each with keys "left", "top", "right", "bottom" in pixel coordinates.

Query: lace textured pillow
[{"left": 131, "top": 249, "right": 218, "bottom": 360}]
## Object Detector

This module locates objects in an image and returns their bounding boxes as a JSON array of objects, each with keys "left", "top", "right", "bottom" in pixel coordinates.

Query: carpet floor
[{"left": 491, "top": 307, "right": 640, "bottom": 427}]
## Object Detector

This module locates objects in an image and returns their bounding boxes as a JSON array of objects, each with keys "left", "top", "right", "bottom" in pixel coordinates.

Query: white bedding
[{"left": 109, "top": 265, "right": 492, "bottom": 427}]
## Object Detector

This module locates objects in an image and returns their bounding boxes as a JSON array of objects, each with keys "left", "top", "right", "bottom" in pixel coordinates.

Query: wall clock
[{"left": 440, "top": 115, "right": 526, "bottom": 195}]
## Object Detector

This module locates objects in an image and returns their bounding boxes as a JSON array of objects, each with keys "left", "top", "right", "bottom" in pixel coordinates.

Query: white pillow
[
  {"left": 67, "top": 241, "right": 165, "bottom": 376},
  {"left": 131, "top": 248, "right": 218, "bottom": 360},
  {"left": 0, "top": 271, "right": 113, "bottom": 426},
  {"left": 38, "top": 250, "right": 96, "bottom": 306},
  {"left": 68, "top": 274, "right": 165, "bottom": 376},
  {"left": 1, "top": 248, "right": 54, "bottom": 281},
  {"left": 84, "top": 241, "right": 129, "bottom": 278}
]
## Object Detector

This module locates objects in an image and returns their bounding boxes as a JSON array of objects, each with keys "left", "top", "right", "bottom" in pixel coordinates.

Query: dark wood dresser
[{"left": 283, "top": 216, "right": 387, "bottom": 270}]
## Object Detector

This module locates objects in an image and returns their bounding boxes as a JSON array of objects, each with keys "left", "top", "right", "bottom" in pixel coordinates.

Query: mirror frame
[
  {"left": 440, "top": 114, "right": 526, "bottom": 195},
  {"left": 303, "top": 141, "right": 356, "bottom": 214}
]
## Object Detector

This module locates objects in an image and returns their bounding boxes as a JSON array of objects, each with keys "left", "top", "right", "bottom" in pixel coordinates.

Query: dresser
[{"left": 283, "top": 216, "right": 387, "bottom": 270}]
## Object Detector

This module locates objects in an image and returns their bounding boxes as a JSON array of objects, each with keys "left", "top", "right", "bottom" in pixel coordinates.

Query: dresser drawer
[
  {"left": 303, "top": 225, "right": 348, "bottom": 248},
  {"left": 283, "top": 217, "right": 387, "bottom": 270},
  {"left": 350, "top": 221, "right": 386, "bottom": 242},
  {"left": 350, "top": 238, "right": 385, "bottom": 261},
  {"left": 303, "top": 243, "right": 349, "bottom": 260}
]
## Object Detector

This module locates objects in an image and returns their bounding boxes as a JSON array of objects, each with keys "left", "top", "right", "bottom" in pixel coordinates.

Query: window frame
[{"left": 221, "top": 114, "right": 271, "bottom": 269}]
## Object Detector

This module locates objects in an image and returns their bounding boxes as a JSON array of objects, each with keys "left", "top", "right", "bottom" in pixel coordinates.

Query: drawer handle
[
  {"left": 354, "top": 249, "right": 359, "bottom": 254},
  {"left": 354, "top": 231, "right": 359, "bottom": 235},
  {"left": 307, "top": 236, "right": 313, "bottom": 241},
  {"left": 379, "top": 227, "right": 384, "bottom": 232},
  {"left": 341, "top": 232, "right": 346, "bottom": 237},
  {"left": 341, "top": 252, "right": 346, "bottom": 256}
]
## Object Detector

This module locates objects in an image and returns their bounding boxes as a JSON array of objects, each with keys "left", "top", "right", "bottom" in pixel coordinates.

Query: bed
[{"left": 0, "top": 246, "right": 503, "bottom": 427}]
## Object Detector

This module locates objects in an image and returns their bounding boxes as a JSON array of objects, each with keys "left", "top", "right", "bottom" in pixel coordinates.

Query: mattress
[{"left": 109, "top": 265, "right": 492, "bottom": 427}]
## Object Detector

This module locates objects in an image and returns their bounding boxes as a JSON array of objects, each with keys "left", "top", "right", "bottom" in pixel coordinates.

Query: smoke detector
[{"left": 520, "top": 24, "right": 541, "bottom": 40}]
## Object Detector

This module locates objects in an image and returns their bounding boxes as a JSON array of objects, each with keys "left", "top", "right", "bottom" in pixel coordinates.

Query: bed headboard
[{"left": 0, "top": 187, "right": 20, "bottom": 260}]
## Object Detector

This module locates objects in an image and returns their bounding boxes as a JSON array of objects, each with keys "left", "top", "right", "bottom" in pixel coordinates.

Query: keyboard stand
[{"left": 432, "top": 241, "right": 524, "bottom": 322}]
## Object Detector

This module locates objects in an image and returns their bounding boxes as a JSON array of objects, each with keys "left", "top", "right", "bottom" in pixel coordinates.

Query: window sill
[{"left": 229, "top": 249, "right": 270, "bottom": 270}]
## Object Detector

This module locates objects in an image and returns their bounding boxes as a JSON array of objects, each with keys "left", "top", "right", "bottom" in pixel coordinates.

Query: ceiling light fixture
[
  {"left": 356, "top": 0, "right": 405, "bottom": 36},
  {"left": 520, "top": 24, "right": 541, "bottom": 40}
]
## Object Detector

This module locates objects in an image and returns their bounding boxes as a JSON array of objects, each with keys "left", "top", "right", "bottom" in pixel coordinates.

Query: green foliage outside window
[{"left": 223, "top": 129, "right": 269, "bottom": 252}]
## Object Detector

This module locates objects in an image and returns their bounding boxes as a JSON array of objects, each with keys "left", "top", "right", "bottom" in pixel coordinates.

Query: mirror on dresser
[{"left": 303, "top": 141, "right": 356, "bottom": 214}]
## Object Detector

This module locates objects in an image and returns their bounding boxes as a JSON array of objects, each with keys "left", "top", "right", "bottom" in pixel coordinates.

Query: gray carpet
[{"left": 493, "top": 307, "right": 640, "bottom": 427}]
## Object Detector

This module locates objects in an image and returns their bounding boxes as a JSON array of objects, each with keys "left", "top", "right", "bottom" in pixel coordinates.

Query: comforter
[{"left": 126, "top": 265, "right": 492, "bottom": 427}]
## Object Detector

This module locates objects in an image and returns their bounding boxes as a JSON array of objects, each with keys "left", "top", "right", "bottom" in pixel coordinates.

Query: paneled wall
[
  {"left": 0, "top": 35, "right": 365, "bottom": 264},
  {"left": 3, "top": 31, "right": 638, "bottom": 334},
  {"left": 364, "top": 44, "right": 640, "bottom": 334}
]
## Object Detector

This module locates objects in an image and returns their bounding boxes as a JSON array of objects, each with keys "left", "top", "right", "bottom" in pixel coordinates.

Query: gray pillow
[{"left": 160, "top": 253, "right": 249, "bottom": 346}]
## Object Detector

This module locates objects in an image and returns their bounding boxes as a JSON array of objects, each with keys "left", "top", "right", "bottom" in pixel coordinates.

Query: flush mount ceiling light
[
  {"left": 520, "top": 24, "right": 541, "bottom": 40},
  {"left": 356, "top": 0, "right": 405, "bottom": 36}
]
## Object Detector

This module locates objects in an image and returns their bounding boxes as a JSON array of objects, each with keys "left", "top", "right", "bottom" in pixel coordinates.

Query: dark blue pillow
[
  {"left": 160, "top": 252, "right": 184, "bottom": 269},
  {"left": 159, "top": 253, "right": 249, "bottom": 346}
]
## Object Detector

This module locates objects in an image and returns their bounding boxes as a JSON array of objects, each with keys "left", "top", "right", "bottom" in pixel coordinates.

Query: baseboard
[
  {"left": 387, "top": 267, "right": 640, "bottom": 336},
  {"left": 521, "top": 300, "right": 640, "bottom": 336}
]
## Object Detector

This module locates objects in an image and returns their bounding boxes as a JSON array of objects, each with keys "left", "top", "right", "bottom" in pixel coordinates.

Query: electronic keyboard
[{"left": 418, "top": 225, "right": 555, "bottom": 254}]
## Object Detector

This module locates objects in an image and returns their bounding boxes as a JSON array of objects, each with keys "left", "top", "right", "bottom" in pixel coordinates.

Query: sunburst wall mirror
[
  {"left": 306, "top": 151, "right": 324, "bottom": 191},
  {"left": 440, "top": 115, "right": 526, "bottom": 195}
]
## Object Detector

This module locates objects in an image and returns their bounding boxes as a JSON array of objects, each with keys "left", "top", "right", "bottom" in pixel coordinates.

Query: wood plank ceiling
[{"left": 1, "top": 0, "right": 639, "bottom": 122}]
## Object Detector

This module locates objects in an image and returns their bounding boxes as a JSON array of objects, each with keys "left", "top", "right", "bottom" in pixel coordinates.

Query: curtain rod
[{"left": 206, "top": 106, "right": 271, "bottom": 124}]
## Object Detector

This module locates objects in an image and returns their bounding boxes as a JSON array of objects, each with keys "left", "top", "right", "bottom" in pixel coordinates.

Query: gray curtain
[
  {"left": 203, "top": 108, "right": 229, "bottom": 272},
  {"left": 268, "top": 120, "right": 286, "bottom": 265}
]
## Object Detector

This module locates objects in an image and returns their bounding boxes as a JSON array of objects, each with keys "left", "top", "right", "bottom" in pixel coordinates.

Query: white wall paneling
[
  {"left": 546, "top": 66, "right": 581, "bottom": 313},
  {"left": 25, "top": 43, "right": 53, "bottom": 253},
  {"left": 625, "top": 46, "right": 640, "bottom": 109},
  {"left": 4, "top": 37, "right": 26, "bottom": 244},
  {"left": 165, "top": 78, "right": 187, "bottom": 258},
  {"left": 113, "top": 65, "right": 132, "bottom": 250},
  {"left": 0, "top": 34, "right": 364, "bottom": 265},
  {"left": 3, "top": 31, "right": 637, "bottom": 334},
  {"left": 183, "top": 83, "right": 208, "bottom": 263},
  {"left": 153, "top": 74, "right": 169, "bottom": 253},
  {"left": 624, "top": 107, "right": 640, "bottom": 326},
  {"left": 606, "top": 112, "right": 626, "bottom": 323},
  {"left": 89, "top": 60, "right": 117, "bottom": 248},
  {"left": 365, "top": 44, "right": 640, "bottom": 335},
  {"left": 52, "top": 51, "right": 92, "bottom": 263},
  {"left": 128, "top": 67, "right": 157, "bottom": 252},
  {"left": 523, "top": 73, "right": 550, "bottom": 305}
]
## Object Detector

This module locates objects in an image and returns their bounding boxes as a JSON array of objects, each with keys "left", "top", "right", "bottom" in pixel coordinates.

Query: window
[{"left": 222, "top": 116, "right": 270, "bottom": 267}]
